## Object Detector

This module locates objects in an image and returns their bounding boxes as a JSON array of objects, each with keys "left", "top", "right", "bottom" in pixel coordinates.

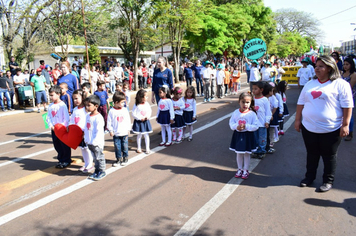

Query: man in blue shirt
[
  {"left": 184, "top": 61, "right": 194, "bottom": 87},
  {"left": 192, "top": 60, "right": 204, "bottom": 97}
]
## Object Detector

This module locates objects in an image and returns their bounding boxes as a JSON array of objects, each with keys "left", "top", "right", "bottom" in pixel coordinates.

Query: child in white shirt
[
  {"left": 84, "top": 95, "right": 106, "bottom": 181},
  {"left": 47, "top": 85, "right": 71, "bottom": 169},
  {"left": 107, "top": 91, "right": 131, "bottom": 166}
]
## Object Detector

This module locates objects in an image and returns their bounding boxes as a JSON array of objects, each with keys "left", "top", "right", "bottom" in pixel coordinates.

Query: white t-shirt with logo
[
  {"left": 297, "top": 67, "right": 312, "bottom": 86},
  {"left": 261, "top": 67, "right": 273, "bottom": 81},
  {"left": 297, "top": 78, "right": 354, "bottom": 133}
]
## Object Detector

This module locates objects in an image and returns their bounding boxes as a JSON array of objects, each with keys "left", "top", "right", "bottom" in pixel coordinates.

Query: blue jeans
[
  {"left": 113, "top": 135, "right": 128, "bottom": 159},
  {"left": 254, "top": 127, "right": 267, "bottom": 154},
  {"left": 246, "top": 70, "right": 250, "bottom": 83},
  {"left": 186, "top": 77, "right": 192, "bottom": 87},
  {"left": 195, "top": 77, "right": 203, "bottom": 94},
  {"left": 143, "top": 77, "right": 148, "bottom": 88},
  {"left": 0, "top": 88, "right": 11, "bottom": 110}
]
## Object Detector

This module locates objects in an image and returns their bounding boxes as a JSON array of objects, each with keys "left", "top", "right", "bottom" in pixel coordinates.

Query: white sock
[
  {"left": 274, "top": 127, "right": 279, "bottom": 141},
  {"left": 178, "top": 128, "right": 183, "bottom": 140},
  {"left": 189, "top": 125, "right": 193, "bottom": 138},
  {"left": 243, "top": 153, "right": 250, "bottom": 171},
  {"left": 137, "top": 133, "right": 142, "bottom": 150},
  {"left": 161, "top": 125, "right": 166, "bottom": 143},
  {"left": 144, "top": 133, "right": 150, "bottom": 151},
  {"left": 172, "top": 128, "right": 177, "bottom": 140},
  {"left": 81, "top": 146, "right": 93, "bottom": 169},
  {"left": 236, "top": 153, "right": 244, "bottom": 169},
  {"left": 166, "top": 126, "right": 172, "bottom": 143}
]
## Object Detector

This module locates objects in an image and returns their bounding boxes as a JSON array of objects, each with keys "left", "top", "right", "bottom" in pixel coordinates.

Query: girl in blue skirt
[
  {"left": 156, "top": 86, "right": 175, "bottom": 146},
  {"left": 132, "top": 89, "right": 152, "bottom": 154},
  {"left": 183, "top": 86, "right": 197, "bottom": 141},
  {"left": 171, "top": 87, "right": 186, "bottom": 143},
  {"left": 229, "top": 92, "right": 259, "bottom": 179}
]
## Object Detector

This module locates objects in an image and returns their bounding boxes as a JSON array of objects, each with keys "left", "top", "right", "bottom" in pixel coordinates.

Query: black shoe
[
  {"left": 55, "top": 162, "right": 63, "bottom": 168},
  {"left": 319, "top": 183, "right": 332, "bottom": 192},
  {"left": 300, "top": 178, "right": 313, "bottom": 187},
  {"left": 257, "top": 154, "right": 265, "bottom": 159},
  {"left": 123, "top": 157, "right": 128, "bottom": 163}
]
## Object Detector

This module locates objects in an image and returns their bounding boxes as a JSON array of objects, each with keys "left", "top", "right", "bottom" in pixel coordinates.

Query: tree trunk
[{"left": 133, "top": 47, "right": 139, "bottom": 91}]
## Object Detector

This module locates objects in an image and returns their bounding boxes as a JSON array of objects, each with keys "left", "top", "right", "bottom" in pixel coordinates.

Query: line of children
[{"left": 47, "top": 84, "right": 200, "bottom": 180}]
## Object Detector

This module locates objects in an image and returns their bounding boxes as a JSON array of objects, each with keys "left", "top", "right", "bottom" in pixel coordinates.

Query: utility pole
[
  {"left": 351, "top": 23, "right": 356, "bottom": 54},
  {"left": 80, "top": 0, "right": 91, "bottom": 88}
]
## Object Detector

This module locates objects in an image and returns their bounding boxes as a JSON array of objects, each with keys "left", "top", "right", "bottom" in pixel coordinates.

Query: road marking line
[
  {"left": 0, "top": 167, "right": 62, "bottom": 190},
  {"left": 0, "top": 148, "right": 54, "bottom": 168},
  {"left": 0, "top": 131, "right": 51, "bottom": 146},
  {"left": 0, "top": 112, "right": 234, "bottom": 226},
  {"left": 174, "top": 112, "right": 296, "bottom": 236}
]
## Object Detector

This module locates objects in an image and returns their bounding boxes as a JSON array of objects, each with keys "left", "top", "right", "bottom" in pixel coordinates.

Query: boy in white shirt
[
  {"left": 107, "top": 92, "right": 131, "bottom": 166},
  {"left": 216, "top": 64, "right": 225, "bottom": 98},
  {"left": 297, "top": 59, "right": 312, "bottom": 89},
  {"left": 47, "top": 85, "right": 71, "bottom": 168},
  {"left": 84, "top": 95, "right": 106, "bottom": 180}
]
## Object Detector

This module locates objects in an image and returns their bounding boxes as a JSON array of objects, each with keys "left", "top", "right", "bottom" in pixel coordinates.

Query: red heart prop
[
  {"left": 86, "top": 122, "right": 91, "bottom": 130},
  {"left": 159, "top": 104, "right": 165, "bottom": 110},
  {"left": 74, "top": 117, "right": 80, "bottom": 124},
  {"left": 140, "top": 110, "right": 147, "bottom": 116},
  {"left": 238, "top": 120, "right": 246, "bottom": 125},
  {"left": 51, "top": 110, "right": 57, "bottom": 117},
  {"left": 283, "top": 97, "right": 286, "bottom": 102},
  {"left": 185, "top": 103, "right": 189, "bottom": 108},
  {"left": 311, "top": 91, "right": 322, "bottom": 99},
  {"left": 255, "top": 106, "right": 259, "bottom": 111},
  {"left": 117, "top": 116, "right": 124, "bottom": 122},
  {"left": 54, "top": 124, "right": 83, "bottom": 150}
]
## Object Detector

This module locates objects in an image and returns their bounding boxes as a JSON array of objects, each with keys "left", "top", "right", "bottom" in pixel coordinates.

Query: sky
[{"left": 264, "top": 0, "right": 356, "bottom": 47}]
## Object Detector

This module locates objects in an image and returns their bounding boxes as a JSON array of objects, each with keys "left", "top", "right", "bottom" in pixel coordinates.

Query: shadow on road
[
  {"left": 304, "top": 198, "right": 356, "bottom": 217},
  {"left": 151, "top": 164, "right": 235, "bottom": 184}
]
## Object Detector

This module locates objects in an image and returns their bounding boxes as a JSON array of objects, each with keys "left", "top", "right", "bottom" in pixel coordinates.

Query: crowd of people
[{"left": 1, "top": 52, "right": 355, "bottom": 192}]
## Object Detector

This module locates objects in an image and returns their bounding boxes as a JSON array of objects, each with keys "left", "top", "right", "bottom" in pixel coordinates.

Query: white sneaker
[{"left": 197, "top": 94, "right": 200, "bottom": 97}]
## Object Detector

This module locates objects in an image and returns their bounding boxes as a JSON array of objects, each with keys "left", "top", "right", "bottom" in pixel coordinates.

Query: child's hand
[
  {"left": 110, "top": 131, "right": 114, "bottom": 137},
  {"left": 265, "top": 122, "right": 269, "bottom": 128},
  {"left": 170, "top": 119, "right": 174, "bottom": 124},
  {"left": 156, "top": 118, "right": 158, "bottom": 122},
  {"left": 192, "top": 117, "right": 196, "bottom": 121},
  {"left": 279, "top": 114, "right": 283, "bottom": 117},
  {"left": 236, "top": 125, "right": 243, "bottom": 131},
  {"left": 241, "top": 123, "right": 245, "bottom": 130}
]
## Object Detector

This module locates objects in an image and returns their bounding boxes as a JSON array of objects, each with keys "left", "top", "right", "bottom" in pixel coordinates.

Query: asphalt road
[{"left": 0, "top": 76, "right": 355, "bottom": 236}]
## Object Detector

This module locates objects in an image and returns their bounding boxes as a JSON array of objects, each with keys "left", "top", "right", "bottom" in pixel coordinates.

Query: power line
[{"left": 319, "top": 4, "right": 356, "bottom": 21}]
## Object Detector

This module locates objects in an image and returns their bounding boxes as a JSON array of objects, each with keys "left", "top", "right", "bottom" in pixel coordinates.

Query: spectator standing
[
  {"left": 5, "top": 70, "right": 15, "bottom": 109},
  {"left": 80, "top": 63, "right": 90, "bottom": 84},
  {"left": 9, "top": 56, "right": 19, "bottom": 76},
  {"left": 57, "top": 61, "right": 79, "bottom": 96},
  {"left": 52, "top": 63, "right": 62, "bottom": 85},
  {"left": 192, "top": 60, "right": 204, "bottom": 97},
  {"left": 151, "top": 56, "right": 174, "bottom": 104},
  {"left": 13, "top": 68, "right": 25, "bottom": 107},
  {"left": 0, "top": 70, "right": 13, "bottom": 111},
  {"left": 30, "top": 68, "right": 48, "bottom": 113}
]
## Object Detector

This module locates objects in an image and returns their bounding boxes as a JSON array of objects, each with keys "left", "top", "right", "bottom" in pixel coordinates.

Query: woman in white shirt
[{"left": 295, "top": 55, "right": 353, "bottom": 192}]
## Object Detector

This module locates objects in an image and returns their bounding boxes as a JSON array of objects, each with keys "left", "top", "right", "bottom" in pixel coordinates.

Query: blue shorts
[{"left": 35, "top": 90, "right": 47, "bottom": 104}]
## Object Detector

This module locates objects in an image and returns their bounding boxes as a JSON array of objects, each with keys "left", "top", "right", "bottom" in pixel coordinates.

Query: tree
[
  {"left": 85, "top": 45, "right": 101, "bottom": 65},
  {"left": 274, "top": 8, "right": 322, "bottom": 39},
  {"left": 39, "top": 0, "right": 83, "bottom": 58},
  {"left": 270, "top": 31, "right": 309, "bottom": 58},
  {"left": 155, "top": 0, "right": 202, "bottom": 83},
  {"left": 0, "top": 0, "right": 55, "bottom": 62},
  {"left": 108, "top": 0, "right": 154, "bottom": 90}
]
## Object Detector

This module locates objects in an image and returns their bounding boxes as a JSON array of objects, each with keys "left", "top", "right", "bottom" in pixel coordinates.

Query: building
[
  {"left": 29, "top": 45, "right": 155, "bottom": 69},
  {"left": 341, "top": 39, "right": 356, "bottom": 55},
  {"left": 154, "top": 42, "right": 173, "bottom": 60}
]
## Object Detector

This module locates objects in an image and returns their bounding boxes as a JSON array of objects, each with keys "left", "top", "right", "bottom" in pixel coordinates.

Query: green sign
[{"left": 243, "top": 38, "right": 267, "bottom": 60}]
